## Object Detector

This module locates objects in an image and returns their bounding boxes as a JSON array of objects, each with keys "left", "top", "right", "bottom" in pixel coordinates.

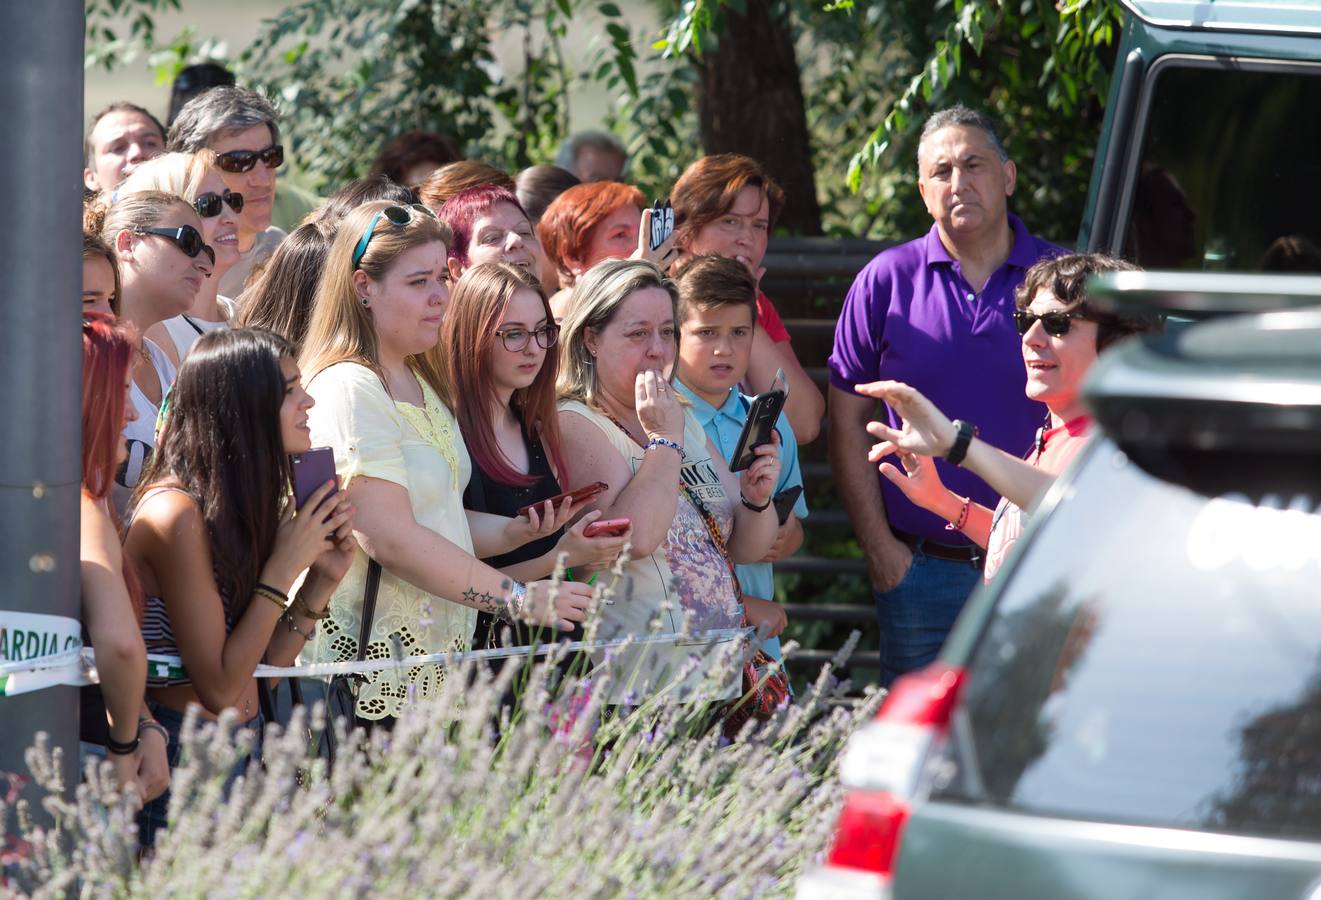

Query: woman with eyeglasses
[
  {"left": 444, "top": 262, "right": 631, "bottom": 651},
  {"left": 117, "top": 151, "right": 244, "bottom": 367},
  {"left": 126, "top": 327, "right": 355, "bottom": 847},
  {"left": 856, "top": 253, "right": 1159, "bottom": 583},
  {"left": 436, "top": 184, "right": 550, "bottom": 290},
  {"left": 298, "top": 201, "right": 594, "bottom": 725},
  {"left": 91, "top": 190, "right": 212, "bottom": 513}
]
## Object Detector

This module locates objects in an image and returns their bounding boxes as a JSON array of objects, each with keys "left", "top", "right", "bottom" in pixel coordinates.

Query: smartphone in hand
[
  {"left": 731, "top": 370, "right": 789, "bottom": 472},
  {"left": 649, "top": 198, "right": 674, "bottom": 252},
  {"left": 771, "top": 486, "right": 803, "bottom": 526},
  {"left": 516, "top": 481, "right": 609, "bottom": 518},
  {"left": 290, "top": 447, "right": 338, "bottom": 510},
  {"left": 583, "top": 517, "right": 630, "bottom": 538}
]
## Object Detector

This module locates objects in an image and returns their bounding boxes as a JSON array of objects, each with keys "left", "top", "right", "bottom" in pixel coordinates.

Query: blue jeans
[
  {"left": 137, "top": 703, "right": 264, "bottom": 848},
  {"left": 873, "top": 546, "right": 981, "bottom": 687}
]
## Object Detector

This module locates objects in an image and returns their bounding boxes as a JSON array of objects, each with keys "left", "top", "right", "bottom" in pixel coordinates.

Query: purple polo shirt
[{"left": 829, "top": 213, "right": 1061, "bottom": 544}]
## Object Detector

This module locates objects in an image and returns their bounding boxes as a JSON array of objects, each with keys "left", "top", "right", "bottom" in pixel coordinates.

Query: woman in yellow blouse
[{"left": 298, "top": 201, "right": 594, "bottom": 722}]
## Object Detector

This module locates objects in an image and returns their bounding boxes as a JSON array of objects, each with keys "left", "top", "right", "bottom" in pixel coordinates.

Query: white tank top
[{"left": 113, "top": 338, "right": 176, "bottom": 517}]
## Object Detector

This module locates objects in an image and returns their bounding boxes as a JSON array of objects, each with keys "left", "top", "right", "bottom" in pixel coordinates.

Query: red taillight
[{"left": 821, "top": 664, "right": 966, "bottom": 878}]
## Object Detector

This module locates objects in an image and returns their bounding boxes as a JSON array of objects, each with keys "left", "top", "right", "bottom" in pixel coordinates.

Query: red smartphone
[
  {"left": 516, "top": 481, "right": 608, "bottom": 518},
  {"left": 583, "top": 517, "right": 630, "bottom": 538},
  {"left": 290, "top": 447, "right": 338, "bottom": 510}
]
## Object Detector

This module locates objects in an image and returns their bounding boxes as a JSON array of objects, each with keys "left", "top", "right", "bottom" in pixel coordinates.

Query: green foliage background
[{"left": 86, "top": 0, "right": 1125, "bottom": 244}]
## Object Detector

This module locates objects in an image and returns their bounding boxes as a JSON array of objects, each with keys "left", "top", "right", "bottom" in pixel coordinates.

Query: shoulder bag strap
[{"left": 357, "top": 559, "right": 382, "bottom": 665}]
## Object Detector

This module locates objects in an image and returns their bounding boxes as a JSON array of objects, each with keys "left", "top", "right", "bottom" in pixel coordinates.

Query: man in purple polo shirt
[{"left": 828, "top": 105, "right": 1060, "bottom": 686}]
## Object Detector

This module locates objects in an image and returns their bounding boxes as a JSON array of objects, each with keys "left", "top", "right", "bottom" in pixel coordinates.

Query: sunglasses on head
[
  {"left": 214, "top": 143, "right": 284, "bottom": 174},
  {"left": 193, "top": 189, "right": 244, "bottom": 218},
  {"left": 352, "top": 204, "right": 438, "bottom": 269},
  {"left": 132, "top": 225, "right": 216, "bottom": 267},
  {"left": 1014, "top": 308, "right": 1089, "bottom": 337}
]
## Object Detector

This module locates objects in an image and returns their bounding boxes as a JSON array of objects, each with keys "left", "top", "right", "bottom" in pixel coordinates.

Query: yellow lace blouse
[{"left": 300, "top": 362, "right": 476, "bottom": 719}]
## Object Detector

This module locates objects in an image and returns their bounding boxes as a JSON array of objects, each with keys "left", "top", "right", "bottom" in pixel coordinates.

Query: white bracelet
[
  {"left": 508, "top": 581, "right": 528, "bottom": 621},
  {"left": 646, "top": 436, "right": 683, "bottom": 456}
]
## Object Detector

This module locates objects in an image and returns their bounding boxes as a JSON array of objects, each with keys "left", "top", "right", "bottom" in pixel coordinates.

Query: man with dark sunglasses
[
  {"left": 168, "top": 85, "right": 289, "bottom": 297},
  {"left": 828, "top": 105, "right": 1065, "bottom": 688},
  {"left": 855, "top": 252, "right": 1161, "bottom": 584}
]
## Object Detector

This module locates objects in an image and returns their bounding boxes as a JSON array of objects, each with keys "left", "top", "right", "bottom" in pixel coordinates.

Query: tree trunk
[{"left": 696, "top": 0, "right": 823, "bottom": 236}]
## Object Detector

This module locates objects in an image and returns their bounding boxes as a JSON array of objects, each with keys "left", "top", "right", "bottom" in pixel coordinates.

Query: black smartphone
[
  {"left": 649, "top": 198, "right": 674, "bottom": 252},
  {"left": 772, "top": 485, "right": 803, "bottom": 526},
  {"left": 731, "top": 388, "right": 786, "bottom": 471},
  {"left": 290, "top": 447, "right": 338, "bottom": 510}
]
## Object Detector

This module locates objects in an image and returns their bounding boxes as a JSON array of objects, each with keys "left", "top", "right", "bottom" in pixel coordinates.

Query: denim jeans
[
  {"left": 873, "top": 545, "right": 982, "bottom": 687},
  {"left": 137, "top": 703, "right": 265, "bottom": 848}
]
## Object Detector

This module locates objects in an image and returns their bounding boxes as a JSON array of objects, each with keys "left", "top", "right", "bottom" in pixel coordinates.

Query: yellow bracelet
[{"left": 253, "top": 585, "right": 287, "bottom": 610}]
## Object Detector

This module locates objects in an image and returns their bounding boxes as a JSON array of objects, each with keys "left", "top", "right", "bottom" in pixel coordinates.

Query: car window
[
  {"left": 1123, "top": 62, "right": 1321, "bottom": 273},
  {"left": 940, "top": 440, "right": 1321, "bottom": 841}
]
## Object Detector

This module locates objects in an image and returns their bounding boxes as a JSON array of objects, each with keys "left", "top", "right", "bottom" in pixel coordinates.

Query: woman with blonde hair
[
  {"left": 91, "top": 190, "right": 212, "bottom": 513},
  {"left": 556, "top": 259, "right": 781, "bottom": 704},
  {"left": 299, "top": 201, "right": 594, "bottom": 724},
  {"left": 115, "top": 150, "right": 243, "bottom": 366}
]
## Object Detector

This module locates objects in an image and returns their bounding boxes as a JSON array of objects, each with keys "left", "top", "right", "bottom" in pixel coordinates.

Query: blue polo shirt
[
  {"left": 828, "top": 213, "right": 1061, "bottom": 543},
  {"left": 674, "top": 379, "right": 810, "bottom": 662}
]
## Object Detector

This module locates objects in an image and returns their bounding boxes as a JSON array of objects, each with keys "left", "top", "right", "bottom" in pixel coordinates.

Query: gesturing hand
[
  {"left": 878, "top": 450, "right": 950, "bottom": 514},
  {"left": 636, "top": 369, "right": 684, "bottom": 445},
  {"left": 855, "top": 380, "right": 958, "bottom": 462}
]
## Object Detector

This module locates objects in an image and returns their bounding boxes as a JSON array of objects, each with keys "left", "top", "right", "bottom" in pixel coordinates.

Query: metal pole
[{"left": 0, "top": 2, "right": 84, "bottom": 821}]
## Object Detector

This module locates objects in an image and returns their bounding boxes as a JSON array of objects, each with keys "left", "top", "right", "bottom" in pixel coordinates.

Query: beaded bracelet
[
  {"left": 253, "top": 582, "right": 289, "bottom": 610},
  {"left": 646, "top": 436, "right": 683, "bottom": 456}
]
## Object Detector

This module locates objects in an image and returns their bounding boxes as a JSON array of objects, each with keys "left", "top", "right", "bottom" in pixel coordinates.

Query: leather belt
[{"left": 892, "top": 528, "right": 984, "bottom": 570}]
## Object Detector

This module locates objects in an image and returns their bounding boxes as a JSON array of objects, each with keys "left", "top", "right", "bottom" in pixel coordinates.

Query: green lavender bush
[{"left": 3, "top": 635, "right": 878, "bottom": 898}]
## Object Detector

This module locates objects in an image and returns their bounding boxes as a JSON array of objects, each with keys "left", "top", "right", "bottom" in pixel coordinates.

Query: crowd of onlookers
[{"left": 78, "top": 71, "right": 1158, "bottom": 847}]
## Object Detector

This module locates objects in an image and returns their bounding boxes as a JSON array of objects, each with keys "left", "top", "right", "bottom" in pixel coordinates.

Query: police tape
[{"left": 0, "top": 618, "right": 750, "bottom": 698}]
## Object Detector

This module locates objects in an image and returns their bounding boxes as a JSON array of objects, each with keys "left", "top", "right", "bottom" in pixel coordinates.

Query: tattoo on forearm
[{"left": 461, "top": 586, "right": 503, "bottom": 614}]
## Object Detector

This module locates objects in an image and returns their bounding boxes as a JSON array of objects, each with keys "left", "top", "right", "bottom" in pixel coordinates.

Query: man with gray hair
[
  {"left": 555, "top": 130, "right": 627, "bottom": 183},
  {"left": 168, "top": 85, "right": 287, "bottom": 297},
  {"left": 827, "top": 104, "right": 1062, "bottom": 686}
]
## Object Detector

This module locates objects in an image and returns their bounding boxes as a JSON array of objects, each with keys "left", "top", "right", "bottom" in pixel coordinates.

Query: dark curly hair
[{"left": 1015, "top": 252, "right": 1162, "bottom": 351}]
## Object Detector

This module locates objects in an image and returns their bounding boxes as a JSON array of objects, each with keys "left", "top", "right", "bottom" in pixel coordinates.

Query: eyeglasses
[
  {"left": 214, "top": 143, "right": 284, "bottom": 174},
  {"left": 193, "top": 189, "right": 244, "bottom": 218},
  {"left": 494, "top": 324, "right": 559, "bottom": 353},
  {"left": 132, "top": 225, "right": 216, "bottom": 267},
  {"left": 352, "top": 204, "right": 437, "bottom": 269},
  {"left": 1014, "top": 309, "right": 1089, "bottom": 337}
]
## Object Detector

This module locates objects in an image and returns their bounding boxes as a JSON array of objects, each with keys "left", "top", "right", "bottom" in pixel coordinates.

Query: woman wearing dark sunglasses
[
  {"left": 298, "top": 201, "right": 594, "bottom": 726},
  {"left": 855, "top": 253, "right": 1160, "bottom": 583},
  {"left": 444, "top": 262, "right": 631, "bottom": 651},
  {"left": 118, "top": 151, "right": 243, "bottom": 368},
  {"left": 92, "top": 190, "right": 212, "bottom": 514}
]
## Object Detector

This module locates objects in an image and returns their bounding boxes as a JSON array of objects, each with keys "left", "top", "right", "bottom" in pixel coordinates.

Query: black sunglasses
[
  {"left": 352, "top": 203, "right": 437, "bottom": 269},
  {"left": 193, "top": 189, "right": 244, "bottom": 218},
  {"left": 214, "top": 144, "right": 284, "bottom": 174},
  {"left": 132, "top": 225, "right": 216, "bottom": 267},
  {"left": 1014, "top": 309, "right": 1089, "bottom": 337}
]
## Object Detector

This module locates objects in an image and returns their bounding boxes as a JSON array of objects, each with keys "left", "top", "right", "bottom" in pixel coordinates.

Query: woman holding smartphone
[
  {"left": 115, "top": 151, "right": 243, "bottom": 367},
  {"left": 298, "top": 202, "right": 594, "bottom": 724},
  {"left": 125, "top": 327, "right": 356, "bottom": 846},
  {"left": 93, "top": 190, "right": 212, "bottom": 513},
  {"left": 444, "top": 262, "right": 631, "bottom": 650},
  {"left": 556, "top": 259, "right": 781, "bottom": 704}
]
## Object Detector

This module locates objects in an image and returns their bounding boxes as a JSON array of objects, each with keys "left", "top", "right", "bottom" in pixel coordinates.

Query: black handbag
[{"left": 271, "top": 559, "right": 382, "bottom": 764}]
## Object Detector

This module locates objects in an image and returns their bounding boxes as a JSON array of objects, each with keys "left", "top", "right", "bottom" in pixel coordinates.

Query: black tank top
[{"left": 462, "top": 414, "right": 570, "bottom": 648}]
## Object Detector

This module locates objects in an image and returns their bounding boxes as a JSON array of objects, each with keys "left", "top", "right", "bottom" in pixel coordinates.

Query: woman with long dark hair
[
  {"left": 445, "top": 262, "right": 630, "bottom": 648},
  {"left": 234, "top": 220, "right": 335, "bottom": 350},
  {"left": 79, "top": 312, "right": 168, "bottom": 804},
  {"left": 125, "top": 327, "right": 355, "bottom": 844}
]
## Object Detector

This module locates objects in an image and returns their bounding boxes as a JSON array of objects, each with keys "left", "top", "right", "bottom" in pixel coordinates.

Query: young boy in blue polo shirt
[{"left": 670, "top": 255, "right": 808, "bottom": 661}]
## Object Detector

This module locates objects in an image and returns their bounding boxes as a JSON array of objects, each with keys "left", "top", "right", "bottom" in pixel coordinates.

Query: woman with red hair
[
  {"left": 537, "top": 181, "right": 679, "bottom": 320},
  {"left": 671, "top": 154, "right": 824, "bottom": 443},
  {"left": 443, "top": 262, "right": 630, "bottom": 648},
  {"left": 437, "top": 184, "right": 549, "bottom": 289},
  {"left": 80, "top": 312, "right": 169, "bottom": 805}
]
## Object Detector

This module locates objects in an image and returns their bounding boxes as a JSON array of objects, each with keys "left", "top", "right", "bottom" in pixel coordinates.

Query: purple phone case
[{"left": 291, "top": 447, "right": 338, "bottom": 509}]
